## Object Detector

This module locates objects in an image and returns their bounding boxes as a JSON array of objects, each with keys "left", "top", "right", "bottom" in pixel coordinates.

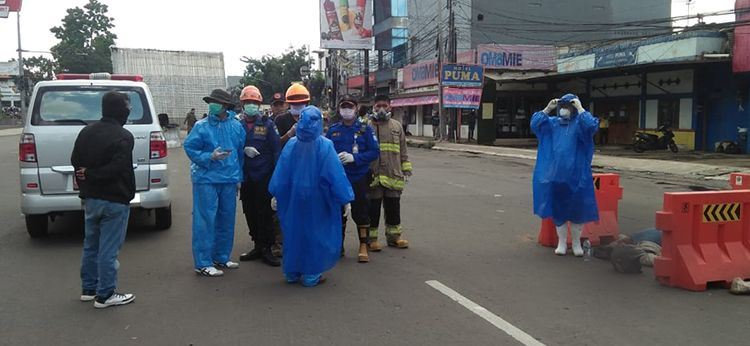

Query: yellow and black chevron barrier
[
  {"left": 702, "top": 203, "right": 742, "bottom": 223},
  {"left": 593, "top": 176, "right": 601, "bottom": 190}
]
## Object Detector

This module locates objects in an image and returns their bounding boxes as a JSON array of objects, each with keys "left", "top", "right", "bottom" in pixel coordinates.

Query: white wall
[
  {"left": 679, "top": 98, "right": 693, "bottom": 130},
  {"left": 646, "top": 70, "right": 694, "bottom": 95},
  {"left": 557, "top": 54, "right": 596, "bottom": 73},
  {"left": 590, "top": 75, "right": 642, "bottom": 97},
  {"left": 637, "top": 37, "right": 725, "bottom": 64}
]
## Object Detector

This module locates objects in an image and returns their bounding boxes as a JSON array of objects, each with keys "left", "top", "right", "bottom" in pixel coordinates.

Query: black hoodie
[{"left": 71, "top": 92, "right": 136, "bottom": 205}]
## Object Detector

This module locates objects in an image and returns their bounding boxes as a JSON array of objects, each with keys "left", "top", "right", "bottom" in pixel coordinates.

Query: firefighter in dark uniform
[
  {"left": 237, "top": 85, "right": 282, "bottom": 266},
  {"left": 326, "top": 94, "right": 380, "bottom": 262}
]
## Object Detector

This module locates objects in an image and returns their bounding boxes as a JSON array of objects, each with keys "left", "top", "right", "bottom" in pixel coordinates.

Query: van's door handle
[{"left": 51, "top": 166, "right": 75, "bottom": 174}]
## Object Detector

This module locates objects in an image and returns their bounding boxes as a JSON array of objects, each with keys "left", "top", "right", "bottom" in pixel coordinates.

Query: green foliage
[
  {"left": 50, "top": 0, "right": 117, "bottom": 73},
  {"left": 23, "top": 56, "right": 58, "bottom": 86},
  {"left": 240, "top": 46, "right": 322, "bottom": 105}
]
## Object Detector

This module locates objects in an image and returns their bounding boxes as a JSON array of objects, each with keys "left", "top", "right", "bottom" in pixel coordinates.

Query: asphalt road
[{"left": 1, "top": 134, "right": 748, "bottom": 346}]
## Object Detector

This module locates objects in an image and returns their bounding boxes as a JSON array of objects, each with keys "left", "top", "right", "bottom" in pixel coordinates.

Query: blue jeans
[
  {"left": 192, "top": 183, "right": 237, "bottom": 269},
  {"left": 80, "top": 198, "right": 130, "bottom": 299}
]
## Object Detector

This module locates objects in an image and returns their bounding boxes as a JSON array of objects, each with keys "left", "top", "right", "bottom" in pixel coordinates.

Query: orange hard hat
[
  {"left": 285, "top": 83, "right": 311, "bottom": 104},
  {"left": 240, "top": 85, "right": 263, "bottom": 103}
]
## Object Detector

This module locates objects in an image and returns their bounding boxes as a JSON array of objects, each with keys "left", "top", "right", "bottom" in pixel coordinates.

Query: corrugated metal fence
[{"left": 111, "top": 47, "right": 226, "bottom": 125}]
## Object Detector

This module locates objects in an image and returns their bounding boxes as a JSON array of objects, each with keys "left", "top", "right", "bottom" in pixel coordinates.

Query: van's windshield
[{"left": 31, "top": 86, "right": 152, "bottom": 125}]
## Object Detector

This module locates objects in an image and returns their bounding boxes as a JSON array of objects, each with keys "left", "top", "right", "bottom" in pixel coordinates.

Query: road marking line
[{"left": 426, "top": 280, "right": 545, "bottom": 346}]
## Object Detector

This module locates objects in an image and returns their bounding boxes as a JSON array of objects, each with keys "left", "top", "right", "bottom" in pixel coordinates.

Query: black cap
[
  {"left": 338, "top": 94, "right": 358, "bottom": 106},
  {"left": 270, "top": 92, "right": 285, "bottom": 105},
  {"left": 203, "top": 89, "right": 234, "bottom": 107}
]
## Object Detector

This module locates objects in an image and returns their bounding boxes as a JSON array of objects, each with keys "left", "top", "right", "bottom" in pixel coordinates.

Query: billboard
[
  {"left": 441, "top": 64, "right": 484, "bottom": 88},
  {"left": 403, "top": 59, "right": 439, "bottom": 89},
  {"left": 443, "top": 87, "right": 482, "bottom": 109},
  {"left": 320, "top": 0, "right": 373, "bottom": 50},
  {"left": 0, "top": 0, "right": 23, "bottom": 12},
  {"left": 477, "top": 44, "right": 556, "bottom": 71}
]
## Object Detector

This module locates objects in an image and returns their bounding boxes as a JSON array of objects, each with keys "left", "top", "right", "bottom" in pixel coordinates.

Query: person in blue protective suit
[
  {"left": 184, "top": 89, "right": 246, "bottom": 277},
  {"left": 531, "top": 93, "right": 599, "bottom": 257},
  {"left": 269, "top": 106, "right": 354, "bottom": 287},
  {"left": 236, "top": 86, "right": 282, "bottom": 267},
  {"left": 326, "top": 94, "right": 380, "bottom": 263}
]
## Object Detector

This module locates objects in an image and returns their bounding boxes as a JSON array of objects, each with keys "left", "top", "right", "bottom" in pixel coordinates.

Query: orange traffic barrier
[
  {"left": 654, "top": 190, "right": 750, "bottom": 291},
  {"left": 729, "top": 173, "right": 750, "bottom": 190},
  {"left": 538, "top": 173, "right": 623, "bottom": 247}
]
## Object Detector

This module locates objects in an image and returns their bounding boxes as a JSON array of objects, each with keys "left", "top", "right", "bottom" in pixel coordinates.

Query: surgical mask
[
  {"left": 208, "top": 103, "right": 224, "bottom": 116},
  {"left": 243, "top": 104, "right": 260, "bottom": 116},
  {"left": 290, "top": 104, "right": 305, "bottom": 116},
  {"left": 558, "top": 108, "right": 571, "bottom": 119},
  {"left": 340, "top": 108, "right": 356, "bottom": 120}
]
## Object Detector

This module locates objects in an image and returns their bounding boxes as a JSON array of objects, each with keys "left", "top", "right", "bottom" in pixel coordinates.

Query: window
[
  {"left": 657, "top": 99, "right": 679, "bottom": 128},
  {"left": 391, "top": 0, "right": 407, "bottom": 17},
  {"left": 392, "top": 28, "right": 408, "bottom": 47},
  {"left": 32, "top": 86, "right": 151, "bottom": 126}
]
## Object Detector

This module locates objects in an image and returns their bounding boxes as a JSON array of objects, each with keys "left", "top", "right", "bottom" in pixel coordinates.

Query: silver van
[{"left": 19, "top": 73, "right": 172, "bottom": 237}]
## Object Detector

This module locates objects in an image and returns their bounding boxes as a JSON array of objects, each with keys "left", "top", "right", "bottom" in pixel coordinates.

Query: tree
[
  {"left": 50, "top": 0, "right": 117, "bottom": 73},
  {"left": 308, "top": 71, "right": 326, "bottom": 107},
  {"left": 240, "top": 46, "right": 320, "bottom": 105},
  {"left": 24, "top": 56, "right": 58, "bottom": 86}
]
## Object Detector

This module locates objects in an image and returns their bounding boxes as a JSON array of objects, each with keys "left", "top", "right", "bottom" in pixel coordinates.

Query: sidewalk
[{"left": 407, "top": 137, "right": 749, "bottom": 182}]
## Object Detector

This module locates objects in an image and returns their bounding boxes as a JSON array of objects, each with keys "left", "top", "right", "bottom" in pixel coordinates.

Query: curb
[{"left": 407, "top": 139, "right": 745, "bottom": 182}]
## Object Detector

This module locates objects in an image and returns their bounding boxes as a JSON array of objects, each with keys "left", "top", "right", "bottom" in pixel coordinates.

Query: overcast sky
[{"left": 0, "top": 0, "right": 736, "bottom": 76}]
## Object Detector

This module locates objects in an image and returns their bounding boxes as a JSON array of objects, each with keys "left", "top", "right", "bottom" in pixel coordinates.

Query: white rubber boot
[
  {"left": 571, "top": 223, "right": 584, "bottom": 257},
  {"left": 555, "top": 224, "right": 568, "bottom": 256}
]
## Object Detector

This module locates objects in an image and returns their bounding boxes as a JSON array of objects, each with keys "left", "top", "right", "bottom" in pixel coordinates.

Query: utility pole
[
  {"left": 440, "top": 0, "right": 458, "bottom": 142},
  {"left": 437, "top": 2, "right": 445, "bottom": 141},
  {"left": 363, "top": 49, "right": 370, "bottom": 100},
  {"left": 16, "top": 11, "right": 26, "bottom": 113},
  {"left": 330, "top": 49, "right": 338, "bottom": 110},
  {"left": 449, "top": 0, "right": 459, "bottom": 142}
]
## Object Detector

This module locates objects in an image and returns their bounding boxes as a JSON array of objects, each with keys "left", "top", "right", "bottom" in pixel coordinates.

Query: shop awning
[{"left": 391, "top": 95, "right": 439, "bottom": 107}]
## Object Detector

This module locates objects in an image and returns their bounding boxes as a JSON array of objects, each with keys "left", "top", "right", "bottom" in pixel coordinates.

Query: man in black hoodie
[{"left": 71, "top": 91, "right": 136, "bottom": 309}]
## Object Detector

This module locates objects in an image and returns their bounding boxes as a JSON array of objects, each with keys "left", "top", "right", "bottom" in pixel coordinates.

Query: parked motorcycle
[{"left": 633, "top": 125, "right": 678, "bottom": 153}]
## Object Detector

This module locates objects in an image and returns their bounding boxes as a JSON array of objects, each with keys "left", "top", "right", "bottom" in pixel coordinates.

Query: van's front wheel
[
  {"left": 26, "top": 215, "right": 49, "bottom": 238},
  {"left": 155, "top": 206, "right": 172, "bottom": 230}
]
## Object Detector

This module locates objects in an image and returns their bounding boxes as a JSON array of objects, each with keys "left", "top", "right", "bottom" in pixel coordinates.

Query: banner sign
[
  {"left": 441, "top": 64, "right": 484, "bottom": 88},
  {"left": 403, "top": 60, "right": 439, "bottom": 89},
  {"left": 595, "top": 46, "right": 637, "bottom": 68},
  {"left": 443, "top": 87, "right": 482, "bottom": 109},
  {"left": 320, "top": 0, "right": 373, "bottom": 50},
  {"left": 477, "top": 44, "right": 556, "bottom": 71}
]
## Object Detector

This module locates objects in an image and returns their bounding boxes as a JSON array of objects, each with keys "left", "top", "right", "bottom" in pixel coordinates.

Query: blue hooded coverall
[
  {"left": 184, "top": 111, "right": 246, "bottom": 270},
  {"left": 531, "top": 94, "right": 600, "bottom": 226},
  {"left": 269, "top": 106, "right": 354, "bottom": 286}
]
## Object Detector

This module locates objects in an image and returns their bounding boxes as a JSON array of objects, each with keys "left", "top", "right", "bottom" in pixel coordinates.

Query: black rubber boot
[
  {"left": 239, "top": 244, "right": 262, "bottom": 262},
  {"left": 261, "top": 246, "right": 281, "bottom": 267}
]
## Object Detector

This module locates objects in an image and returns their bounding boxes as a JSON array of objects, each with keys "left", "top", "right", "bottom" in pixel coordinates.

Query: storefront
[
  {"left": 477, "top": 44, "right": 557, "bottom": 141},
  {"left": 552, "top": 30, "right": 729, "bottom": 150}
]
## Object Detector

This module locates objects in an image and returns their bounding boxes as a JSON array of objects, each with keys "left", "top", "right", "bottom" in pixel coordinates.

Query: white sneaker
[
  {"left": 195, "top": 266, "right": 224, "bottom": 277},
  {"left": 94, "top": 292, "right": 135, "bottom": 309},
  {"left": 80, "top": 290, "right": 96, "bottom": 302},
  {"left": 214, "top": 261, "right": 239, "bottom": 269}
]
